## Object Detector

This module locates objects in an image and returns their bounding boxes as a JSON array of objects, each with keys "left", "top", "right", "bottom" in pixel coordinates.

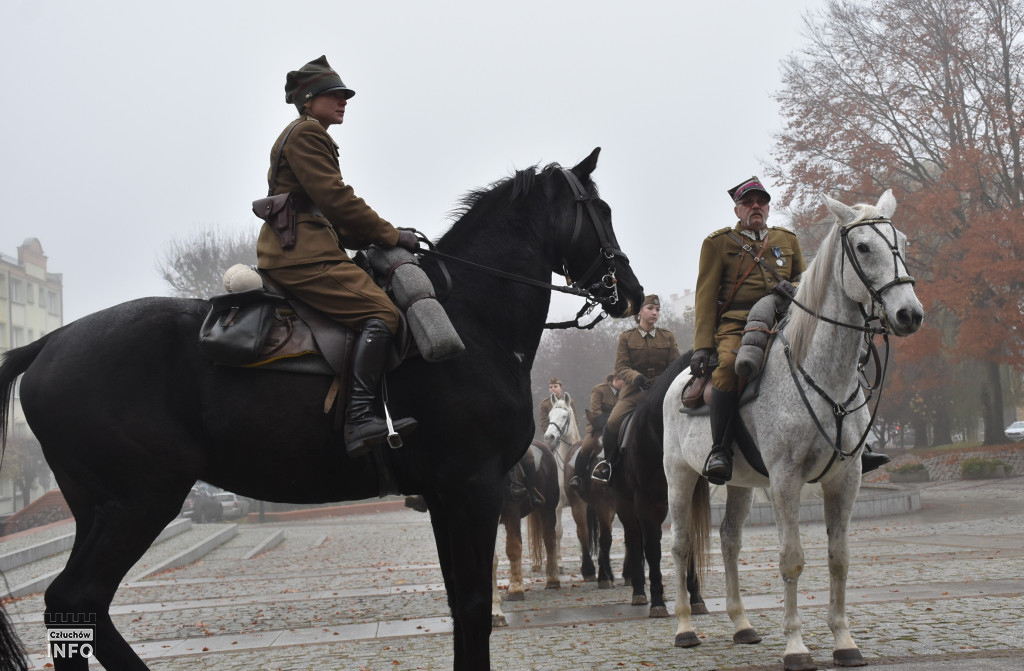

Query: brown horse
[{"left": 564, "top": 422, "right": 618, "bottom": 588}]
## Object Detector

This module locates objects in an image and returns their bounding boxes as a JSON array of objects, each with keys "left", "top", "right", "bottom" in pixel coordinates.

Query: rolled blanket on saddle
[
  {"left": 735, "top": 293, "right": 784, "bottom": 380},
  {"left": 364, "top": 246, "right": 465, "bottom": 362}
]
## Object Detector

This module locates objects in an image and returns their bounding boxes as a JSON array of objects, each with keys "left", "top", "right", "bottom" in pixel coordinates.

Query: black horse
[
  {"left": 0, "top": 148, "right": 643, "bottom": 671},
  {"left": 612, "top": 351, "right": 709, "bottom": 618}
]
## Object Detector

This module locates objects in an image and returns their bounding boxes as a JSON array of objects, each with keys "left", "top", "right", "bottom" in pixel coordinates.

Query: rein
[
  {"left": 410, "top": 167, "right": 627, "bottom": 330},
  {"left": 780, "top": 217, "right": 909, "bottom": 482}
]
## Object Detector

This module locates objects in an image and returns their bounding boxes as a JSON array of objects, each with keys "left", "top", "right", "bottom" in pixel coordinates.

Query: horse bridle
[
  {"left": 411, "top": 168, "right": 631, "bottom": 330},
  {"left": 781, "top": 216, "right": 915, "bottom": 482}
]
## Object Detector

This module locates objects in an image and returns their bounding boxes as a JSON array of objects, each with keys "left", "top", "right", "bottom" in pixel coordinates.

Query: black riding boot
[
  {"left": 860, "top": 446, "right": 891, "bottom": 473},
  {"left": 344, "top": 319, "right": 417, "bottom": 457},
  {"left": 592, "top": 426, "right": 618, "bottom": 484},
  {"left": 702, "top": 388, "right": 738, "bottom": 485}
]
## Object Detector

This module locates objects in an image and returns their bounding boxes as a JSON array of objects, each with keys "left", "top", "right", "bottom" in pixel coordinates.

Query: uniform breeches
[
  {"left": 711, "top": 317, "right": 744, "bottom": 393},
  {"left": 265, "top": 261, "right": 401, "bottom": 334},
  {"left": 605, "top": 385, "right": 642, "bottom": 443}
]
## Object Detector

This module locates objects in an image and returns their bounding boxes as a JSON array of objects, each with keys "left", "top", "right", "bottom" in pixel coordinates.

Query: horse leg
[
  {"left": 618, "top": 496, "right": 647, "bottom": 603},
  {"left": 429, "top": 486, "right": 501, "bottom": 671},
  {"left": 491, "top": 548, "right": 507, "bottom": 628},
  {"left": 597, "top": 500, "right": 616, "bottom": 589},
  {"left": 722, "top": 486, "right": 761, "bottom": 644},
  {"left": 822, "top": 472, "right": 866, "bottom": 667},
  {"left": 45, "top": 492, "right": 184, "bottom": 670},
  {"left": 640, "top": 496, "right": 669, "bottom": 618},
  {"left": 666, "top": 466, "right": 701, "bottom": 647},
  {"left": 569, "top": 494, "right": 596, "bottom": 581},
  {"left": 502, "top": 511, "right": 525, "bottom": 601},
  {"left": 770, "top": 476, "right": 816, "bottom": 671},
  {"left": 538, "top": 503, "right": 561, "bottom": 590},
  {"left": 686, "top": 553, "right": 708, "bottom": 614}
]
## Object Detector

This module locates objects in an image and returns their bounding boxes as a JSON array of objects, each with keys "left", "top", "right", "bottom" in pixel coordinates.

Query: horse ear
[
  {"left": 876, "top": 189, "right": 897, "bottom": 218},
  {"left": 572, "top": 147, "right": 601, "bottom": 179},
  {"left": 820, "top": 193, "right": 859, "bottom": 226}
]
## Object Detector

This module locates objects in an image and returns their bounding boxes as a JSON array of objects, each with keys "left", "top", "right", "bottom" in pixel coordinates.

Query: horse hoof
[
  {"left": 783, "top": 653, "right": 817, "bottom": 671},
  {"left": 649, "top": 606, "right": 669, "bottom": 619},
  {"left": 674, "top": 631, "right": 701, "bottom": 648},
  {"left": 631, "top": 595, "right": 649, "bottom": 606},
  {"left": 506, "top": 591, "right": 525, "bottom": 602},
  {"left": 545, "top": 581, "right": 560, "bottom": 590},
  {"left": 733, "top": 627, "right": 762, "bottom": 644},
  {"left": 583, "top": 575, "right": 597, "bottom": 583},
  {"left": 833, "top": 649, "right": 867, "bottom": 667},
  {"left": 689, "top": 602, "right": 709, "bottom": 615},
  {"left": 598, "top": 580, "right": 614, "bottom": 590},
  {"left": 492, "top": 614, "right": 507, "bottom": 628}
]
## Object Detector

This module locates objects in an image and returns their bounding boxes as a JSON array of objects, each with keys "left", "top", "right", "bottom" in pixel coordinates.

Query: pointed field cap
[
  {"left": 728, "top": 176, "right": 771, "bottom": 203},
  {"left": 285, "top": 55, "right": 355, "bottom": 109}
]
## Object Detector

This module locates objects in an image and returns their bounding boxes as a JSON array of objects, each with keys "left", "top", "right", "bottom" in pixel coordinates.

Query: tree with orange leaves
[{"left": 770, "top": 0, "right": 1024, "bottom": 444}]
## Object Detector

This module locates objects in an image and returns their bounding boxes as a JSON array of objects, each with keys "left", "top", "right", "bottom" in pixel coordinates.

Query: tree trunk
[
  {"left": 932, "top": 410, "right": 953, "bottom": 446},
  {"left": 981, "top": 360, "right": 1007, "bottom": 445}
]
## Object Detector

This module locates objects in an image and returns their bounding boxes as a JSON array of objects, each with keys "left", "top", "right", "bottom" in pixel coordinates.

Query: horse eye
[{"left": 856, "top": 242, "right": 870, "bottom": 253}]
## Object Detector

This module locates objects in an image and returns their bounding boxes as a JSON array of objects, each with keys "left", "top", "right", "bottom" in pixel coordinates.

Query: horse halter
[
  {"left": 557, "top": 168, "right": 630, "bottom": 310},
  {"left": 839, "top": 217, "right": 915, "bottom": 334}
]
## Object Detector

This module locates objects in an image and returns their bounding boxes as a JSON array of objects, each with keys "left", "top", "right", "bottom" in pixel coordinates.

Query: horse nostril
[{"left": 897, "top": 308, "right": 923, "bottom": 331}]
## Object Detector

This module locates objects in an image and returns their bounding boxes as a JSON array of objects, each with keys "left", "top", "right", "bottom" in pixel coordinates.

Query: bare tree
[
  {"left": 771, "top": 0, "right": 1024, "bottom": 444},
  {"left": 3, "top": 435, "right": 48, "bottom": 509},
  {"left": 157, "top": 227, "right": 258, "bottom": 299}
]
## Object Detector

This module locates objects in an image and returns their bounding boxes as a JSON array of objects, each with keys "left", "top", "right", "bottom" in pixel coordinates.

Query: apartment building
[{"left": 1, "top": 238, "right": 62, "bottom": 514}]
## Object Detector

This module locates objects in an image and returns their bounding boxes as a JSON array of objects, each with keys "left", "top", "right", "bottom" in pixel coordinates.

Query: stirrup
[
  {"left": 592, "top": 460, "right": 612, "bottom": 484},
  {"left": 568, "top": 475, "right": 582, "bottom": 491},
  {"left": 702, "top": 450, "right": 732, "bottom": 486},
  {"left": 383, "top": 405, "right": 417, "bottom": 449}
]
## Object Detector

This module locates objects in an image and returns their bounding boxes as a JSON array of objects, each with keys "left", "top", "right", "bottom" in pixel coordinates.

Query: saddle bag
[
  {"left": 199, "top": 288, "right": 287, "bottom": 366},
  {"left": 681, "top": 374, "right": 712, "bottom": 409}
]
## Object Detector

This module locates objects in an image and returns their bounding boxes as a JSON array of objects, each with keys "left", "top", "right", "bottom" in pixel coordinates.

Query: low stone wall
[
  {"left": 0, "top": 490, "right": 71, "bottom": 536},
  {"left": 865, "top": 444, "right": 1023, "bottom": 485}
]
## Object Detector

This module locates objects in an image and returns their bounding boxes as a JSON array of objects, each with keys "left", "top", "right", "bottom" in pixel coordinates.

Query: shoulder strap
[
  {"left": 267, "top": 118, "right": 305, "bottom": 196},
  {"left": 717, "top": 232, "right": 772, "bottom": 320}
]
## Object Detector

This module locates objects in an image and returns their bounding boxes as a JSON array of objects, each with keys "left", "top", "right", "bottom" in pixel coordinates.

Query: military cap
[
  {"left": 285, "top": 55, "right": 355, "bottom": 110},
  {"left": 728, "top": 176, "right": 771, "bottom": 203},
  {"left": 642, "top": 294, "right": 660, "bottom": 307},
  {"left": 549, "top": 377, "right": 562, "bottom": 386}
]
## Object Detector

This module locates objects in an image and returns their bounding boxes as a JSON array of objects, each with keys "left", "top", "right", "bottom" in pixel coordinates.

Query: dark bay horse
[
  {"left": 612, "top": 351, "right": 708, "bottom": 618},
  {"left": 564, "top": 419, "right": 618, "bottom": 587},
  {"left": 0, "top": 148, "right": 643, "bottom": 671}
]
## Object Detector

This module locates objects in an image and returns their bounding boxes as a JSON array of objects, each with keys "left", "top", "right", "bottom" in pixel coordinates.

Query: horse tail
[
  {"left": 0, "top": 600, "right": 28, "bottom": 671},
  {"left": 587, "top": 504, "right": 599, "bottom": 556},
  {"left": 0, "top": 337, "right": 48, "bottom": 450},
  {"left": 689, "top": 476, "right": 712, "bottom": 581}
]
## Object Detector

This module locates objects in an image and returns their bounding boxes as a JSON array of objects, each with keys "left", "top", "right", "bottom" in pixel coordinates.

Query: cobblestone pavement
[{"left": 3, "top": 477, "right": 1024, "bottom": 670}]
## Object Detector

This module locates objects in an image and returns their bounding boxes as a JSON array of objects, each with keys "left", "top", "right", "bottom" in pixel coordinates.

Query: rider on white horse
[{"left": 692, "top": 176, "right": 890, "bottom": 484}]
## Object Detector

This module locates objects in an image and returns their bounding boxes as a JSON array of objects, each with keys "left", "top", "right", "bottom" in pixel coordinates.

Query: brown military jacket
[
  {"left": 586, "top": 381, "right": 618, "bottom": 433},
  {"left": 257, "top": 115, "right": 400, "bottom": 270},
  {"left": 614, "top": 327, "right": 680, "bottom": 389},
  {"left": 693, "top": 224, "right": 806, "bottom": 351}
]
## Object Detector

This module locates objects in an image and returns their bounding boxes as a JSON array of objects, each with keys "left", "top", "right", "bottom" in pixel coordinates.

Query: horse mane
[{"left": 785, "top": 202, "right": 880, "bottom": 365}]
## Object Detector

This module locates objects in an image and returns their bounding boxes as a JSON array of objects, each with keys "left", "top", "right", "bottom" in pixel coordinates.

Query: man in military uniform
[
  {"left": 693, "top": 176, "right": 888, "bottom": 484},
  {"left": 587, "top": 373, "right": 623, "bottom": 437},
  {"left": 537, "top": 377, "right": 578, "bottom": 438}
]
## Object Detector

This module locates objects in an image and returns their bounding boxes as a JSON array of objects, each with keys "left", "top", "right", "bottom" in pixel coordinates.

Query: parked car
[
  {"left": 1005, "top": 420, "right": 1024, "bottom": 441},
  {"left": 213, "top": 492, "right": 251, "bottom": 519},
  {"left": 181, "top": 486, "right": 223, "bottom": 523}
]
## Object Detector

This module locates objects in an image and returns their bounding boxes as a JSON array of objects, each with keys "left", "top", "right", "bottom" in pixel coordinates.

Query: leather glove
[
  {"left": 774, "top": 279, "right": 797, "bottom": 300},
  {"left": 635, "top": 375, "right": 651, "bottom": 391},
  {"left": 396, "top": 229, "right": 420, "bottom": 252},
  {"left": 690, "top": 348, "right": 713, "bottom": 378}
]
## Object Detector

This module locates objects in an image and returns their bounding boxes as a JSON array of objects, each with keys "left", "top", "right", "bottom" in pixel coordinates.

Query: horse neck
[
  {"left": 790, "top": 287, "right": 865, "bottom": 397},
  {"left": 435, "top": 206, "right": 557, "bottom": 352}
]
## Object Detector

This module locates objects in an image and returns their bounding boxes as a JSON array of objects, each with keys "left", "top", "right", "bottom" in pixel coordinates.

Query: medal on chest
[{"left": 772, "top": 246, "right": 784, "bottom": 266}]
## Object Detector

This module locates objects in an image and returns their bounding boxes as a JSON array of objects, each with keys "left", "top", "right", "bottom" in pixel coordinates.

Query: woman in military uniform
[
  {"left": 592, "top": 294, "right": 679, "bottom": 482},
  {"left": 256, "top": 55, "right": 418, "bottom": 457}
]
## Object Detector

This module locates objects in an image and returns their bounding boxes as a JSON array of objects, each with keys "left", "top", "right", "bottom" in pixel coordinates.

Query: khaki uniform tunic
[
  {"left": 693, "top": 224, "right": 806, "bottom": 392},
  {"left": 256, "top": 115, "right": 401, "bottom": 333},
  {"left": 606, "top": 327, "right": 679, "bottom": 439},
  {"left": 587, "top": 381, "right": 618, "bottom": 437}
]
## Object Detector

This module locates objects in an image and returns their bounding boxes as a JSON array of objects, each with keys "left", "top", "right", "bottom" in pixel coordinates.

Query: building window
[
  {"left": 10, "top": 279, "right": 23, "bottom": 304},
  {"left": 0, "top": 274, "right": 6, "bottom": 298},
  {"left": 0, "top": 322, "right": 6, "bottom": 348},
  {"left": 12, "top": 326, "right": 24, "bottom": 347},
  {"left": 48, "top": 291, "right": 60, "bottom": 315},
  {"left": 26, "top": 282, "right": 34, "bottom": 304},
  {"left": 39, "top": 286, "right": 46, "bottom": 304}
]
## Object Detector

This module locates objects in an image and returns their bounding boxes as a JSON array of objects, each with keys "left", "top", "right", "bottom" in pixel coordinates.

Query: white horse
[
  {"left": 541, "top": 395, "right": 581, "bottom": 572},
  {"left": 663, "top": 190, "right": 923, "bottom": 671}
]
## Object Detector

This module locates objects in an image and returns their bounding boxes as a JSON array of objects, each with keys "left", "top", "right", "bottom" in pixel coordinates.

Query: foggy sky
[{"left": 1, "top": 0, "right": 818, "bottom": 324}]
